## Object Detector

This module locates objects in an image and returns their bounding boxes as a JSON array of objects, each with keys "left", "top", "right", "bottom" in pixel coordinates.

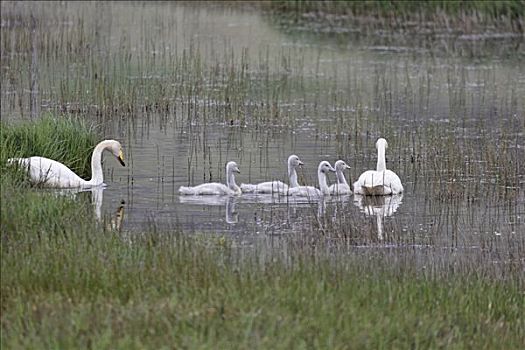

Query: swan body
[
  {"left": 7, "top": 140, "right": 125, "bottom": 188},
  {"left": 353, "top": 138, "right": 403, "bottom": 195},
  {"left": 179, "top": 161, "right": 241, "bottom": 196},
  {"left": 240, "top": 154, "right": 303, "bottom": 194},
  {"left": 329, "top": 160, "right": 352, "bottom": 195},
  {"left": 288, "top": 161, "right": 335, "bottom": 197},
  {"left": 240, "top": 181, "right": 287, "bottom": 194}
]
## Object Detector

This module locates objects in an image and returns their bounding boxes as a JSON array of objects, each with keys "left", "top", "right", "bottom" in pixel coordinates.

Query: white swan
[
  {"left": 288, "top": 161, "right": 335, "bottom": 197},
  {"left": 240, "top": 154, "right": 304, "bottom": 194},
  {"left": 353, "top": 138, "right": 403, "bottom": 195},
  {"left": 179, "top": 161, "right": 241, "bottom": 196},
  {"left": 7, "top": 140, "right": 125, "bottom": 188},
  {"left": 329, "top": 160, "right": 352, "bottom": 195}
]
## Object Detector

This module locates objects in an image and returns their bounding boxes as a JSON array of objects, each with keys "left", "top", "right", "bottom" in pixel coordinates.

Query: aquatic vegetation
[{"left": 264, "top": 0, "right": 525, "bottom": 34}]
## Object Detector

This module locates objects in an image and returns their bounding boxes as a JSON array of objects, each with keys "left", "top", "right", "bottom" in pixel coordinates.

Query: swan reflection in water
[
  {"left": 353, "top": 194, "right": 403, "bottom": 240},
  {"left": 50, "top": 187, "right": 125, "bottom": 231},
  {"left": 241, "top": 192, "right": 352, "bottom": 230},
  {"left": 178, "top": 195, "right": 238, "bottom": 224}
]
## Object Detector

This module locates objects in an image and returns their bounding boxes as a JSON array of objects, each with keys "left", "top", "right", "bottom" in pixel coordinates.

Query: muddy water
[{"left": 2, "top": 2, "right": 524, "bottom": 255}]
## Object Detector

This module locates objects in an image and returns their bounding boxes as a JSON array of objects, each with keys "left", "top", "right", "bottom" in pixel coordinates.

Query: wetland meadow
[{"left": 1, "top": 1, "right": 524, "bottom": 348}]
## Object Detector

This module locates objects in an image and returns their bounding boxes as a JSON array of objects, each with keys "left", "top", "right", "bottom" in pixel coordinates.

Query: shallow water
[{"left": 2, "top": 2, "right": 524, "bottom": 257}]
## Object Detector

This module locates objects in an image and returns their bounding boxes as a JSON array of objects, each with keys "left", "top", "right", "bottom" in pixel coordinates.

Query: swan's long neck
[
  {"left": 336, "top": 169, "right": 348, "bottom": 186},
  {"left": 376, "top": 144, "right": 387, "bottom": 172},
  {"left": 318, "top": 170, "right": 330, "bottom": 195},
  {"left": 87, "top": 141, "right": 109, "bottom": 186},
  {"left": 227, "top": 169, "right": 238, "bottom": 191},
  {"left": 289, "top": 164, "right": 299, "bottom": 188}
]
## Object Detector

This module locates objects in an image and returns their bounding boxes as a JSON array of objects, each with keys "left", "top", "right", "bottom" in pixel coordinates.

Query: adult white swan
[
  {"left": 7, "top": 140, "right": 125, "bottom": 188},
  {"left": 288, "top": 161, "right": 335, "bottom": 197},
  {"left": 353, "top": 138, "right": 403, "bottom": 195},
  {"left": 240, "top": 154, "right": 304, "bottom": 194},
  {"left": 329, "top": 160, "right": 352, "bottom": 195},
  {"left": 179, "top": 161, "right": 241, "bottom": 196}
]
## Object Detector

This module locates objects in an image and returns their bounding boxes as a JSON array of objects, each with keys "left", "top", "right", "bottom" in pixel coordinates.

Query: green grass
[
  {"left": 0, "top": 114, "right": 98, "bottom": 179},
  {"left": 265, "top": 0, "right": 525, "bottom": 33},
  {"left": 1, "top": 116, "right": 523, "bottom": 348},
  {"left": 2, "top": 229, "right": 524, "bottom": 349},
  {"left": 0, "top": 115, "right": 99, "bottom": 237}
]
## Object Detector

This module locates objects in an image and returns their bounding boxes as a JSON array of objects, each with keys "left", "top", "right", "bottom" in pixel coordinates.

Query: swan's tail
[
  {"left": 362, "top": 185, "right": 390, "bottom": 196},
  {"left": 240, "top": 183, "right": 256, "bottom": 193},
  {"left": 7, "top": 158, "right": 21, "bottom": 166},
  {"left": 6, "top": 158, "right": 29, "bottom": 169},
  {"left": 178, "top": 186, "right": 196, "bottom": 195}
]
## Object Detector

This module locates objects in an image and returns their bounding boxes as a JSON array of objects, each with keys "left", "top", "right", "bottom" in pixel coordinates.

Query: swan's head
[
  {"left": 318, "top": 161, "right": 336, "bottom": 174},
  {"left": 288, "top": 154, "right": 304, "bottom": 168},
  {"left": 334, "top": 160, "right": 350, "bottom": 171},
  {"left": 376, "top": 138, "right": 388, "bottom": 150},
  {"left": 107, "top": 140, "right": 125, "bottom": 166},
  {"left": 226, "top": 161, "right": 240, "bottom": 174}
]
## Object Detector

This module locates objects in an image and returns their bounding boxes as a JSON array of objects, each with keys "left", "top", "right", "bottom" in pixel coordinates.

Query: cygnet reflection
[{"left": 178, "top": 195, "right": 238, "bottom": 224}]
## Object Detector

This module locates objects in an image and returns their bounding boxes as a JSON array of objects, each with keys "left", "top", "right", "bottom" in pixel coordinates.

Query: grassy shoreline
[
  {"left": 2, "top": 227, "right": 524, "bottom": 349},
  {"left": 262, "top": 0, "right": 524, "bottom": 34}
]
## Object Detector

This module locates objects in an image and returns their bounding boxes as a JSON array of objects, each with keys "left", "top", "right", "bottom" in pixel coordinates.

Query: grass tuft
[{"left": 1, "top": 114, "right": 98, "bottom": 180}]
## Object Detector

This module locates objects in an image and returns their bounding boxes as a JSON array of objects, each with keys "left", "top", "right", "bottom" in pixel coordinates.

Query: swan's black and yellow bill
[{"left": 118, "top": 150, "right": 126, "bottom": 166}]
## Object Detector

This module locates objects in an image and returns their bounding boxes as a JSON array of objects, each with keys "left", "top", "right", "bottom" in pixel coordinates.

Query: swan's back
[
  {"left": 179, "top": 182, "right": 236, "bottom": 195},
  {"left": 329, "top": 183, "right": 352, "bottom": 195},
  {"left": 288, "top": 185, "right": 321, "bottom": 197},
  {"left": 241, "top": 181, "right": 288, "bottom": 194},
  {"left": 384, "top": 170, "right": 403, "bottom": 194},
  {"left": 353, "top": 170, "right": 403, "bottom": 195},
  {"left": 8, "top": 156, "right": 86, "bottom": 188}
]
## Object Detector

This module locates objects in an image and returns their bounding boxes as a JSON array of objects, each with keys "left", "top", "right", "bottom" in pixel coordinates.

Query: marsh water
[{"left": 2, "top": 3, "right": 524, "bottom": 259}]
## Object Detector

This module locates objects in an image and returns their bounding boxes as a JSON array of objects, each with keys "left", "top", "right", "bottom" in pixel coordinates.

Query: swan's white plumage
[
  {"left": 179, "top": 161, "right": 241, "bottom": 196},
  {"left": 329, "top": 160, "right": 352, "bottom": 195},
  {"left": 7, "top": 140, "right": 125, "bottom": 189},
  {"left": 240, "top": 181, "right": 287, "bottom": 194},
  {"left": 288, "top": 161, "right": 335, "bottom": 197},
  {"left": 288, "top": 185, "right": 321, "bottom": 197},
  {"left": 240, "top": 154, "right": 303, "bottom": 194},
  {"left": 353, "top": 138, "right": 403, "bottom": 195}
]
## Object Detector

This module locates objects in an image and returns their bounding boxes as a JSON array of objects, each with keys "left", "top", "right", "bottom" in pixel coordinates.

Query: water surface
[{"left": 1, "top": 2, "right": 524, "bottom": 260}]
